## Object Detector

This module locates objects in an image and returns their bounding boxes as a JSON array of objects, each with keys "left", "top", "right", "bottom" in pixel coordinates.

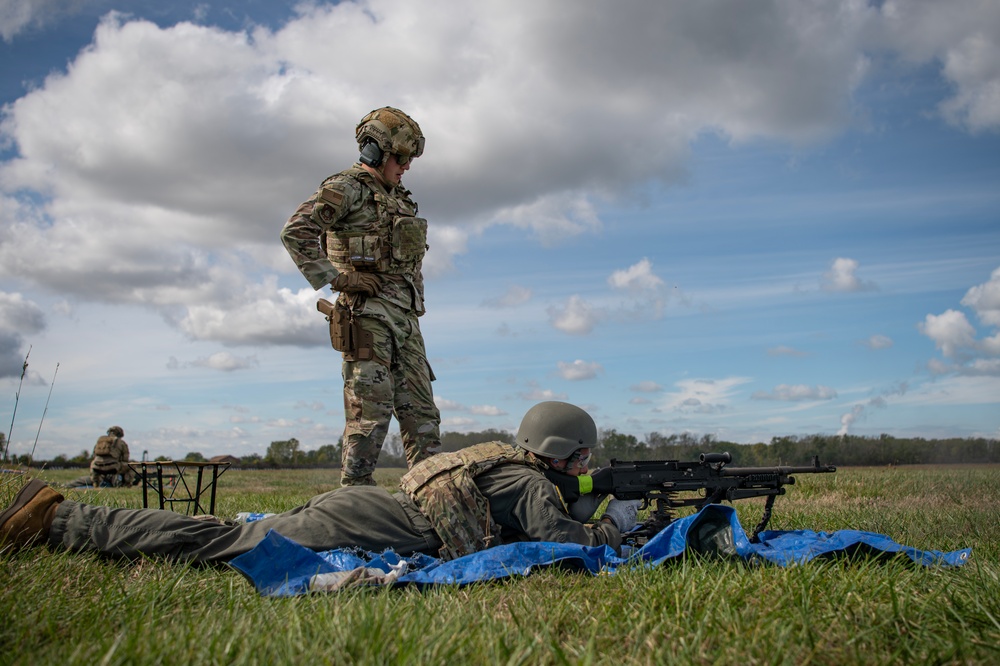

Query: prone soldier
[{"left": 2, "top": 403, "right": 641, "bottom": 563}]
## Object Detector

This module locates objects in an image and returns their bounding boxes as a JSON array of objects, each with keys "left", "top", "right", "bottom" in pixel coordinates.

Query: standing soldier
[
  {"left": 89, "top": 426, "right": 134, "bottom": 487},
  {"left": 281, "top": 106, "right": 442, "bottom": 486}
]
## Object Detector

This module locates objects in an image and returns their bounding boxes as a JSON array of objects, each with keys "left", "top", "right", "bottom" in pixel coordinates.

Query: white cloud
[
  {"left": 556, "top": 359, "right": 604, "bottom": 381},
  {"left": 821, "top": 257, "right": 877, "bottom": 293},
  {"left": 751, "top": 384, "right": 837, "bottom": 401},
  {"left": 3, "top": 2, "right": 997, "bottom": 353},
  {"left": 878, "top": 0, "right": 1000, "bottom": 133},
  {"left": 981, "top": 333, "right": 1000, "bottom": 357},
  {"left": 894, "top": 374, "right": 1000, "bottom": 406},
  {"left": 491, "top": 193, "right": 602, "bottom": 246},
  {"left": 608, "top": 258, "right": 665, "bottom": 292},
  {"left": 862, "top": 335, "right": 894, "bottom": 350},
  {"left": 0, "top": 291, "right": 45, "bottom": 377},
  {"left": 441, "top": 417, "right": 477, "bottom": 429},
  {"left": 547, "top": 295, "right": 601, "bottom": 336},
  {"left": 483, "top": 285, "right": 533, "bottom": 308},
  {"left": 939, "top": 33, "right": 1000, "bottom": 132},
  {"left": 0, "top": 0, "right": 83, "bottom": 41},
  {"left": 176, "top": 283, "right": 326, "bottom": 347},
  {"left": 518, "top": 388, "right": 568, "bottom": 401},
  {"left": 919, "top": 268, "right": 1000, "bottom": 376},
  {"left": 961, "top": 266, "right": 1000, "bottom": 326},
  {"left": 190, "top": 352, "right": 259, "bottom": 372},
  {"left": 0, "top": 291, "right": 45, "bottom": 336},
  {"left": 630, "top": 381, "right": 663, "bottom": 393},
  {"left": 470, "top": 404, "right": 507, "bottom": 417},
  {"left": 434, "top": 397, "right": 463, "bottom": 411},
  {"left": 434, "top": 397, "right": 507, "bottom": 417},
  {"left": 919, "top": 309, "right": 977, "bottom": 359},
  {"left": 661, "top": 377, "right": 752, "bottom": 414},
  {"left": 925, "top": 267, "right": 1000, "bottom": 377},
  {"left": 424, "top": 225, "right": 469, "bottom": 278}
]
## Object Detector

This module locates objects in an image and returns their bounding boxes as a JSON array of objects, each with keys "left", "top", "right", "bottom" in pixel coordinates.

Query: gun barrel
[{"left": 721, "top": 463, "right": 836, "bottom": 476}]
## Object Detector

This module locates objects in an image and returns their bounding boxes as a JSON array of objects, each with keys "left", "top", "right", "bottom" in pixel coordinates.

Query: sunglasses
[{"left": 393, "top": 135, "right": 424, "bottom": 166}]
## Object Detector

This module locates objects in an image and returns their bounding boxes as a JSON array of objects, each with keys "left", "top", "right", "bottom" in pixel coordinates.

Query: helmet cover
[
  {"left": 355, "top": 106, "right": 424, "bottom": 162},
  {"left": 515, "top": 401, "right": 597, "bottom": 460}
]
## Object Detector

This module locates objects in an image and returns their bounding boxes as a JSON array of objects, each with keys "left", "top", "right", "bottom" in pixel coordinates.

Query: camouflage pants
[{"left": 340, "top": 301, "right": 441, "bottom": 486}]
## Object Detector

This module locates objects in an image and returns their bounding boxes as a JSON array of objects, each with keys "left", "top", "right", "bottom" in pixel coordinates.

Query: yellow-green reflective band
[{"left": 578, "top": 475, "right": 594, "bottom": 495}]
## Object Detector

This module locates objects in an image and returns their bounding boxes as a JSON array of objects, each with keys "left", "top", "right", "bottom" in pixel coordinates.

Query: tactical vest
[
  {"left": 319, "top": 167, "right": 427, "bottom": 280},
  {"left": 400, "top": 442, "right": 543, "bottom": 561},
  {"left": 94, "top": 435, "right": 117, "bottom": 457}
]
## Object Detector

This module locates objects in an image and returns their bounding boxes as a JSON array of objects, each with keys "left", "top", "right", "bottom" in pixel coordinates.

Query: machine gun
[{"left": 589, "top": 453, "right": 836, "bottom": 543}]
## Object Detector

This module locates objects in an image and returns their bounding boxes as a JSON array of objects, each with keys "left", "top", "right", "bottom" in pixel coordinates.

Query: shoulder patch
[{"left": 319, "top": 187, "right": 345, "bottom": 206}]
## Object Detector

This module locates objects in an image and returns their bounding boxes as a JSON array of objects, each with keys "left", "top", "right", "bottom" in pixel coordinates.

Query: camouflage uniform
[
  {"left": 89, "top": 435, "right": 134, "bottom": 487},
  {"left": 281, "top": 164, "right": 441, "bottom": 486},
  {"left": 47, "top": 445, "right": 622, "bottom": 562}
]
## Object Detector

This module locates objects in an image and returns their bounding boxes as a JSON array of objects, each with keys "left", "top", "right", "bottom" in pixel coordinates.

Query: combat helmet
[
  {"left": 355, "top": 106, "right": 424, "bottom": 167},
  {"left": 107, "top": 426, "right": 124, "bottom": 437},
  {"left": 515, "top": 401, "right": 597, "bottom": 460}
]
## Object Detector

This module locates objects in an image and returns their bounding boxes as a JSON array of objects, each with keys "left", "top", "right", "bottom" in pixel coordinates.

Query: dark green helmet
[
  {"left": 107, "top": 426, "right": 124, "bottom": 437},
  {"left": 515, "top": 401, "right": 596, "bottom": 460}
]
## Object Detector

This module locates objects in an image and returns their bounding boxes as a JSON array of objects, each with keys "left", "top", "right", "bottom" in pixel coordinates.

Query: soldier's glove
[
  {"left": 332, "top": 272, "right": 382, "bottom": 297},
  {"left": 568, "top": 492, "right": 609, "bottom": 523},
  {"left": 601, "top": 498, "right": 642, "bottom": 532}
]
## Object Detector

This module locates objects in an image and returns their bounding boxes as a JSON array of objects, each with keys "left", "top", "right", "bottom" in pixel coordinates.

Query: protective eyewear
[
  {"left": 564, "top": 449, "right": 592, "bottom": 470},
  {"left": 394, "top": 136, "right": 424, "bottom": 166}
]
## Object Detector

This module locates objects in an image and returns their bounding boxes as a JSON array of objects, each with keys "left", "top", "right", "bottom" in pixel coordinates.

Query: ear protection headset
[{"left": 359, "top": 139, "right": 384, "bottom": 168}]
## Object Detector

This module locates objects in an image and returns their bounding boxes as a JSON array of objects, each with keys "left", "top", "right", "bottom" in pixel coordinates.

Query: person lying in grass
[{"left": 1, "top": 402, "right": 639, "bottom": 563}]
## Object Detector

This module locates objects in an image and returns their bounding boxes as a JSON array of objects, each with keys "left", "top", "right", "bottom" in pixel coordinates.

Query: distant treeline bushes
[{"left": 594, "top": 430, "right": 999, "bottom": 467}]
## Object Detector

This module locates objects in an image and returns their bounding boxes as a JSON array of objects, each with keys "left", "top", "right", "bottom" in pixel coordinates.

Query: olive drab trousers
[
  {"left": 48, "top": 488, "right": 441, "bottom": 562},
  {"left": 340, "top": 299, "right": 441, "bottom": 486}
]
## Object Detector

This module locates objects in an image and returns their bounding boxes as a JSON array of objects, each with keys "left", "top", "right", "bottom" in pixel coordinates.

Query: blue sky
[{"left": 1, "top": 0, "right": 998, "bottom": 461}]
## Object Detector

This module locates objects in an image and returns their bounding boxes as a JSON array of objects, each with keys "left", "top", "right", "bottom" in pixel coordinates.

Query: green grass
[{"left": 2, "top": 465, "right": 998, "bottom": 665}]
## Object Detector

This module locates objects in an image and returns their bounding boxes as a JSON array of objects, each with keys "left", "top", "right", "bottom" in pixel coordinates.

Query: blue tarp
[{"left": 229, "top": 504, "right": 972, "bottom": 597}]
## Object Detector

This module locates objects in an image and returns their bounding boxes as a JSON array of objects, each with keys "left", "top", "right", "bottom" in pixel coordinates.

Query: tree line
[
  {"left": 6, "top": 428, "right": 997, "bottom": 470},
  {"left": 594, "top": 430, "right": 998, "bottom": 467}
]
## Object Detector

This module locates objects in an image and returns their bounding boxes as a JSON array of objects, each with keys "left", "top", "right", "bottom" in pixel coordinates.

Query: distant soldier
[
  {"left": 281, "top": 106, "right": 442, "bottom": 486},
  {"left": 89, "top": 426, "right": 134, "bottom": 488}
]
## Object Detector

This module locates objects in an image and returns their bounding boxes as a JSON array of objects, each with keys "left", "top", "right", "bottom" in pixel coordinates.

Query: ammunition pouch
[
  {"left": 390, "top": 216, "right": 428, "bottom": 264},
  {"left": 316, "top": 298, "right": 375, "bottom": 361},
  {"left": 348, "top": 235, "right": 385, "bottom": 271}
]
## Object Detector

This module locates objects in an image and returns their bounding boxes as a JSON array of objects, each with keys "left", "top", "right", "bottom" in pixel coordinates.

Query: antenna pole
[
  {"left": 4, "top": 346, "right": 31, "bottom": 463},
  {"left": 30, "top": 363, "right": 60, "bottom": 462}
]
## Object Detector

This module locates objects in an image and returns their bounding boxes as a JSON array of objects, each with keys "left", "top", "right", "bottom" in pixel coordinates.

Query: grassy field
[{"left": 1, "top": 464, "right": 998, "bottom": 665}]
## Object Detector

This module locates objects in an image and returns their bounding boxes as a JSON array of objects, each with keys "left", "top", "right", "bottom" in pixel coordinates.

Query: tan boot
[{"left": 0, "top": 479, "right": 63, "bottom": 551}]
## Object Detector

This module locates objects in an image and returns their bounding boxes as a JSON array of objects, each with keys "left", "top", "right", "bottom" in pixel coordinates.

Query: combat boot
[{"left": 0, "top": 479, "right": 63, "bottom": 551}]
